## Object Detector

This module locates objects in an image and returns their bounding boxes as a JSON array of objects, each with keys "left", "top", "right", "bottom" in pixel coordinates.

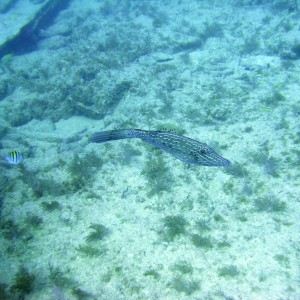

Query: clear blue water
[{"left": 0, "top": 0, "right": 299, "bottom": 299}]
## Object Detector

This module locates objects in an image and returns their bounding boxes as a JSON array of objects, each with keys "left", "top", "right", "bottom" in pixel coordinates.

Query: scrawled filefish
[{"left": 91, "top": 129, "right": 231, "bottom": 167}]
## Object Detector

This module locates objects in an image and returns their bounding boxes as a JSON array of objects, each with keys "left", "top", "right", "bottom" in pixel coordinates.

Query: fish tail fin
[{"left": 91, "top": 129, "right": 134, "bottom": 143}]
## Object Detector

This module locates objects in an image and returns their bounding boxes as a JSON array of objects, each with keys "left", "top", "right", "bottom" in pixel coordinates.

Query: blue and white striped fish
[
  {"left": 91, "top": 129, "right": 231, "bottom": 167},
  {"left": 5, "top": 151, "right": 23, "bottom": 165}
]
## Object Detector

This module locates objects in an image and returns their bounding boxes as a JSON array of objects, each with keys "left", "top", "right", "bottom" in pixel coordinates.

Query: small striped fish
[
  {"left": 5, "top": 151, "right": 23, "bottom": 165},
  {"left": 91, "top": 129, "right": 231, "bottom": 167}
]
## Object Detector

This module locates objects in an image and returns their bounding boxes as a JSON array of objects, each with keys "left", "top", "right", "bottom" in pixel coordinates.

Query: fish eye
[{"left": 200, "top": 149, "right": 208, "bottom": 155}]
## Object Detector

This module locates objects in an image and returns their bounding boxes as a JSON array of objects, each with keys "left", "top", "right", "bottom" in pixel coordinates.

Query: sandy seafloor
[{"left": 0, "top": 0, "right": 300, "bottom": 299}]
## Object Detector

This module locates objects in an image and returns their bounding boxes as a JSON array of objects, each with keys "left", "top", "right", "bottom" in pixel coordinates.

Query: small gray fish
[{"left": 91, "top": 129, "right": 231, "bottom": 167}]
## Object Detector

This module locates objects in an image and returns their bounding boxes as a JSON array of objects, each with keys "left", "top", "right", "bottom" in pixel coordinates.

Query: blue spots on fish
[
  {"left": 5, "top": 151, "right": 23, "bottom": 165},
  {"left": 91, "top": 129, "right": 231, "bottom": 167}
]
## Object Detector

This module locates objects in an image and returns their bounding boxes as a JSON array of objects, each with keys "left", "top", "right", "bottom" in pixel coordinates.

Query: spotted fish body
[{"left": 91, "top": 129, "right": 231, "bottom": 167}]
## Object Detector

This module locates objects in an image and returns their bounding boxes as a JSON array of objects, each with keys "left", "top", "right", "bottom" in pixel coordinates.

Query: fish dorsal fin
[
  {"left": 158, "top": 128, "right": 176, "bottom": 133},
  {"left": 156, "top": 123, "right": 183, "bottom": 135}
]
